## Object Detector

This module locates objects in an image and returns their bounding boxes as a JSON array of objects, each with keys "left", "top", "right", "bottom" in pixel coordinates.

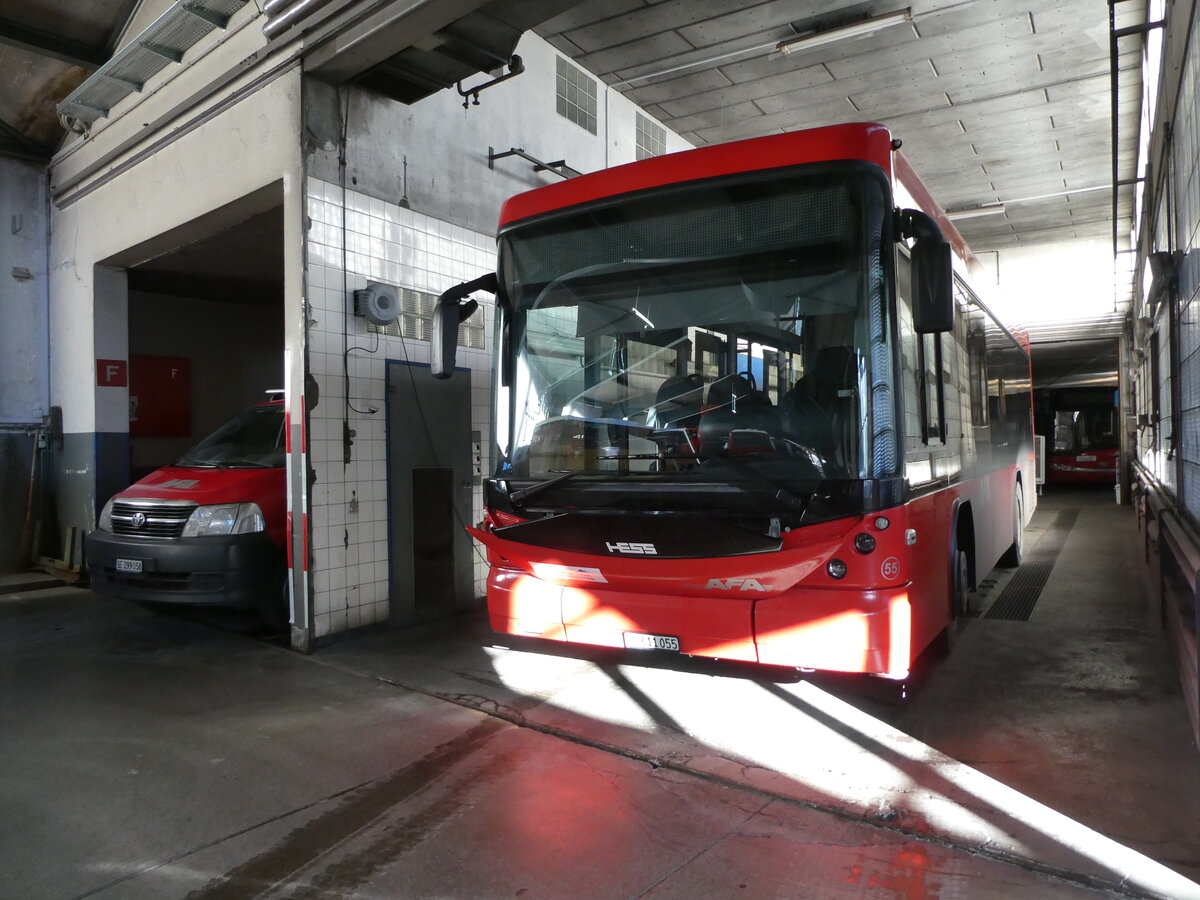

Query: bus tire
[
  {"left": 941, "top": 546, "right": 970, "bottom": 654},
  {"left": 998, "top": 489, "right": 1024, "bottom": 568},
  {"left": 952, "top": 548, "right": 970, "bottom": 620}
]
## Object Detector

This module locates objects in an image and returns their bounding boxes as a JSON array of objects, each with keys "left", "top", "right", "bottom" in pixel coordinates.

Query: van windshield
[{"left": 176, "top": 405, "right": 285, "bottom": 468}]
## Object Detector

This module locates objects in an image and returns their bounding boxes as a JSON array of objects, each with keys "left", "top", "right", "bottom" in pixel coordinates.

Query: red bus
[
  {"left": 433, "top": 122, "right": 1034, "bottom": 678},
  {"left": 1035, "top": 387, "right": 1119, "bottom": 484}
]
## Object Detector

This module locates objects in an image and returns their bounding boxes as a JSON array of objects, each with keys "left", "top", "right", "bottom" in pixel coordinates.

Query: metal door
[{"left": 386, "top": 360, "right": 476, "bottom": 624}]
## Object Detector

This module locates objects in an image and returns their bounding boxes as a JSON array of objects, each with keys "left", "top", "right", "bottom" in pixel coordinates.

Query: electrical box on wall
[{"left": 130, "top": 355, "right": 191, "bottom": 436}]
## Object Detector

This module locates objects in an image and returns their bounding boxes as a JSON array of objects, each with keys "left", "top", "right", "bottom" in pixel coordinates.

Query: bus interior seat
[
  {"left": 700, "top": 373, "right": 781, "bottom": 455},
  {"left": 650, "top": 374, "right": 704, "bottom": 429},
  {"left": 705, "top": 373, "right": 759, "bottom": 411},
  {"left": 782, "top": 346, "right": 857, "bottom": 466}
]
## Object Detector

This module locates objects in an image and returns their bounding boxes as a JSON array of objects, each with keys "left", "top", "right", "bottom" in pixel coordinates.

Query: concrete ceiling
[
  {"left": 128, "top": 208, "right": 284, "bottom": 307},
  {"left": 0, "top": 0, "right": 1148, "bottom": 383},
  {"left": 534, "top": 0, "right": 1148, "bottom": 383},
  {"left": 536, "top": 0, "right": 1146, "bottom": 258},
  {"left": 0, "top": 0, "right": 139, "bottom": 155}
]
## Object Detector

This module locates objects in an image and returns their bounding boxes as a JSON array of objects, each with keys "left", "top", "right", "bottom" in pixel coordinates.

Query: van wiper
[{"left": 508, "top": 470, "right": 579, "bottom": 504}]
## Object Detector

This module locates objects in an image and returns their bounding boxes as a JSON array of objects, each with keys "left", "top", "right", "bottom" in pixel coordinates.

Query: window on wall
[
  {"left": 368, "top": 287, "right": 485, "bottom": 350},
  {"left": 556, "top": 56, "right": 597, "bottom": 134},
  {"left": 636, "top": 112, "right": 665, "bottom": 160}
]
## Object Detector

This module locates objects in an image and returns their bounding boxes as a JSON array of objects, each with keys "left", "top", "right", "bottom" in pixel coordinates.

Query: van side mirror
[
  {"left": 431, "top": 272, "right": 496, "bottom": 379},
  {"left": 898, "top": 208, "right": 953, "bottom": 334}
]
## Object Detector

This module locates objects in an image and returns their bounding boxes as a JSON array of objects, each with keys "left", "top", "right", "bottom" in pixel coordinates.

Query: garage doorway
[
  {"left": 386, "top": 360, "right": 476, "bottom": 625},
  {"left": 125, "top": 206, "right": 285, "bottom": 482}
]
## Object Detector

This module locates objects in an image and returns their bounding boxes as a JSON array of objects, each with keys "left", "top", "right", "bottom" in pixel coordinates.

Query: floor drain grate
[
  {"left": 982, "top": 508, "right": 1079, "bottom": 622},
  {"left": 983, "top": 561, "right": 1055, "bottom": 620}
]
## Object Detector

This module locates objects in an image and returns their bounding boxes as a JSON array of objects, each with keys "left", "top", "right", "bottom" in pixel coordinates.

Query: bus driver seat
[
  {"left": 782, "top": 347, "right": 857, "bottom": 470},
  {"left": 649, "top": 373, "right": 705, "bottom": 429}
]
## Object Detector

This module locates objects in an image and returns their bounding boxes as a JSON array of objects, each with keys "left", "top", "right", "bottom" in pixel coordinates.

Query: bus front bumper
[{"left": 485, "top": 566, "right": 912, "bottom": 677}]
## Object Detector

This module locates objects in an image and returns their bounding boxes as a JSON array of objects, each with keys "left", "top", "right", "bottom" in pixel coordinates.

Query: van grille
[{"left": 110, "top": 500, "right": 195, "bottom": 538}]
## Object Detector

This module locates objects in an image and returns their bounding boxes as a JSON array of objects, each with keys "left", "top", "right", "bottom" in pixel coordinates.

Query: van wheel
[
  {"left": 998, "top": 489, "right": 1024, "bottom": 568},
  {"left": 257, "top": 568, "right": 290, "bottom": 631}
]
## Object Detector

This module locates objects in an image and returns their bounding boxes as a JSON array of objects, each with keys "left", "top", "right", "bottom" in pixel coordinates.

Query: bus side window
[
  {"left": 900, "top": 250, "right": 946, "bottom": 445},
  {"left": 967, "top": 324, "right": 988, "bottom": 427},
  {"left": 896, "top": 254, "right": 924, "bottom": 447},
  {"left": 919, "top": 332, "right": 945, "bottom": 443},
  {"left": 989, "top": 383, "right": 1007, "bottom": 448}
]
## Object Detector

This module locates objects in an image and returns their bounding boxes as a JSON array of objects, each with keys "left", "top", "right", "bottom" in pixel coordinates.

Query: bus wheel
[
  {"left": 952, "top": 549, "right": 970, "bottom": 620},
  {"left": 942, "top": 548, "right": 969, "bottom": 653},
  {"left": 998, "top": 490, "right": 1023, "bottom": 567}
]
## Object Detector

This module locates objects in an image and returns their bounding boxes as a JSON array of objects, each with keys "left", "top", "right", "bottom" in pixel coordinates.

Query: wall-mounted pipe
[
  {"left": 262, "top": 0, "right": 338, "bottom": 39},
  {"left": 1108, "top": 0, "right": 1165, "bottom": 259},
  {"left": 487, "top": 146, "right": 579, "bottom": 180}
]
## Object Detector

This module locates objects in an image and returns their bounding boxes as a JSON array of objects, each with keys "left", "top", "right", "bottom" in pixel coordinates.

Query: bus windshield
[
  {"left": 1052, "top": 408, "right": 1118, "bottom": 453},
  {"left": 495, "top": 166, "right": 895, "bottom": 509}
]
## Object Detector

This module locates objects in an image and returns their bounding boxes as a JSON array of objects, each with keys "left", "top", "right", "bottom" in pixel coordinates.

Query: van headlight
[
  {"left": 98, "top": 499, "right": 115, "bottom": 532},
  {"left": 182, "top": 503, "right": 266, "bottom": 537}
]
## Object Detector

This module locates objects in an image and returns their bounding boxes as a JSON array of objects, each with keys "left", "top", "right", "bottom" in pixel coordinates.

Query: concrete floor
[{"left": 1, "top": 487, "right": 1198, "bottom": 899}]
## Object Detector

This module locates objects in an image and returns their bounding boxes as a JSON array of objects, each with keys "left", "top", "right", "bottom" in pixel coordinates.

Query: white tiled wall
[{"left": 304, "top": 175, "right": 494, "bottom": 638}]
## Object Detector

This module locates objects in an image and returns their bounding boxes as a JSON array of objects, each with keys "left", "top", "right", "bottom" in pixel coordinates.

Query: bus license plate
[
  {"left": 115, "top": 558, "right": 143, "bottom": 574},
  {"left": 623, "top": 632, "right": 680, "bottom": 652}
]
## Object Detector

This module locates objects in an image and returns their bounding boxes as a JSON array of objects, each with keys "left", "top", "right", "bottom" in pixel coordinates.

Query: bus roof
[{"left": 498, "top": 122, "right": 895, "bottom": 228}]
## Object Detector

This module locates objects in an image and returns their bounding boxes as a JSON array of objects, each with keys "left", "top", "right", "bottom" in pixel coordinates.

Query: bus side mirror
[
  {"left": 912, "top": 237, "right": 953, "bottom": 334},
  {"left": 898, "top": 208, "right": 953, "bottom": 334},
  {"left": 431, "top": 272, "right": 496, "bottom": 379}
]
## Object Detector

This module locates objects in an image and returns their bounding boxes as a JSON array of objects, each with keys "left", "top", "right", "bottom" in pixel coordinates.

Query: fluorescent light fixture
[
  {"left": 944, "top": 204, "right": 1007, "bottom": 221},
  {"left": 777, "top": 8, "right": 913, "bottom": 54}
]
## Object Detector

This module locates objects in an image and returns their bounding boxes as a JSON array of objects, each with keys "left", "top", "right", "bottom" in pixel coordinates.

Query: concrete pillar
[
  {"left": 283, "top": 174, "right": 313, "bottom": 651},
  {"left": 93, "top": 265, "right": 130, "bottom": 515}
]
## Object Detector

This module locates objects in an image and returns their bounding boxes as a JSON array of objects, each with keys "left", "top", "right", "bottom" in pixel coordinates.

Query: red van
[{"left": 86, "top": 396, "right": 288, "bottom": 625}]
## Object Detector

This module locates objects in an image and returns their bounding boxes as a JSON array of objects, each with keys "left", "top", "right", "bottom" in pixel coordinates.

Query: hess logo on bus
[{"left": 605, "top": 541, "right": 657, "bottom": 555}]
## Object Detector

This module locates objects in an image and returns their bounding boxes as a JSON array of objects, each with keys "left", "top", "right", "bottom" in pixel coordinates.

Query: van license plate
[
  {"left": 623, "top": 632, "right": 680, "bottom": 651},
  {"left": 115, "top": 558, "right": 143, "bottom": 574}
]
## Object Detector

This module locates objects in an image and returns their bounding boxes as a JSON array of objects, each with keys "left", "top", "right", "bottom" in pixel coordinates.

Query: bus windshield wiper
[
  {"left": 508, "top": 470, "right": 579, "bottom": 504},
  {"left": 708, "top": 456, "right": 811, "bottom": 512}
]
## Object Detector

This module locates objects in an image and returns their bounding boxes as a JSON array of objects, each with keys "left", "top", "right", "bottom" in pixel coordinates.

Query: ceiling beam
[
  {"left": 107, "top": 0, "right": 146, "bottom": 54},
  {"left": 0, "top": 114, "right": 53, "bottom": 160},
  {"left": 0, "top": 13, "right": 108, "bottom": 69},
  {"left": 127, "top": 270, "right": 283, "bottom": 306}
]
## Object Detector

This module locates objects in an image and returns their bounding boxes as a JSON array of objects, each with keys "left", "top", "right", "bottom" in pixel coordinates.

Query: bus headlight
[
  {"left": 853, "top": 533, "right": 877, "bottom": 554},
  {"left": 827, "top": 558, "right": 847, "bottom": 579},
  {"left": 182, "top": 503, "right": 265, "bottom": 537}
]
